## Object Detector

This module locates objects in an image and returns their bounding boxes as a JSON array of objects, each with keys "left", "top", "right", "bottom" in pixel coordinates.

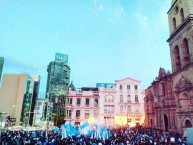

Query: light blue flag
[
  {"left": 80, "top": 121, "right": 89, "bottom": 130},
  {"left": 54, "top": 127, "right": 61, "bottom": 134}
]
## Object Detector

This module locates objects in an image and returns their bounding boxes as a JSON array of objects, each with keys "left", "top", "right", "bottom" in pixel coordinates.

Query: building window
[
  {"left": 76, "top": 110, "right": 80, "bottom": 118},
  {"left": 85, "top": 98, "right": 89, "bottom": 106},
  {"left": 134, "top": 85, "right": 138, "bottom": 90},
  {"left": 120, "top": 85, "right": 123, "bottom": 90},
  {"left": 67, "top": 110, "right": 71, "bottom": 118},
  {"left": 94, "top": 99, "right": 98, "bottom": 107},
  {"left": 77, "top": 98, "right": 81, "bottom": 106},
  {"left": 120, "top": 95, "right": 123, "bottom": 102},
  {"left": 93, "top": 110, "right": 98, "bottom": 117},
  {"left": 135, "top": 95, "right": 139, "bottom": 102},
  {"left": 84, "top": 110, "right": 90, "bottom": 119},
  {"left": 104, "top": 95, "right": 114, "bottom": 103},
  {"left": 180, "top": 8, "right": 184, "bottom": 22},
  {"left": 182, "top": 38, "right": 190, "bottom": 65},
  {"left": 174, "top": 45, "right": 181, "bottom": 71},
  {"left": 173, "top": 17, "right": 176, "bottom": 30},
  {"left": 127, "top": 85, "right": 130, "bottom": 90},
  {"left": 68, "top": 98, "right": 72, "bottom": 105},
  {"left": 127, "top": 95, "right": 131, "bottom": 102}
]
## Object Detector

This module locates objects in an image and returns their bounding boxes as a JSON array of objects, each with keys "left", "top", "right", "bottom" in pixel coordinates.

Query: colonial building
[
  {"left": 145, "top": 0, "right": 193, "bottom": 133},
  {"left": 65, "top": 84, "right": 99, "bottom": 125},
  {"left": 98, "top": 77, "right": 145, "bottom": 127},
  {"left": 65, "top": 77, "right": 145, "bottom": 127},
  {"left": 0, "top": 73, "right": 40, "bottom": 126}
]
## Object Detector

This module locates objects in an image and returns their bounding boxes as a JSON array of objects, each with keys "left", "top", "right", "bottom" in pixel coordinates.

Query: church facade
[{"left": 145, "top": 0, "right": 193, "bottom": 133}]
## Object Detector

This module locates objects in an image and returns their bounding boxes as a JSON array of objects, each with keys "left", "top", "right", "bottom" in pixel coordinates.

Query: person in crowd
[{"left": 1, "top": 126, "right": 187, "bottom": 145}]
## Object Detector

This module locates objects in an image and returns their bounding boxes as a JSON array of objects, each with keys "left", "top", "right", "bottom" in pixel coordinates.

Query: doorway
[{"left": 164, "top": 114, "right": 168, "bottom": 131}]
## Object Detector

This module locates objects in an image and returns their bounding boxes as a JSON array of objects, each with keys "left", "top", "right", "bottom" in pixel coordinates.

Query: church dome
[{"left": 68, "top": 82, "right": 75, "bottom": 91}]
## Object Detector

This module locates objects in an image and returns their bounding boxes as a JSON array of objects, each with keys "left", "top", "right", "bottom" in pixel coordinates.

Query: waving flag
[{"left": 80, "top": 121, "right": 89, "bottom": 129}]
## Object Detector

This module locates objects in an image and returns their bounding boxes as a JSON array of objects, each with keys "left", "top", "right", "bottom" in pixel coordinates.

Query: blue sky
[{"left": 0, "top": 0, "right": 172, "bottom": 94}]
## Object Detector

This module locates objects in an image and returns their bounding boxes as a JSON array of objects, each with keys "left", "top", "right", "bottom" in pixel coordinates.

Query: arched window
[
  {"left": 182, "top": 38, "right": 190, "bottom": 65},
  {"left": 173, "top": 17, "right": 177, "bottom": 30},
  {"left": 185, "top": 120, "right": 192, "bottom": 128},
  {"left": 180, "top": 8, "right": 184, "bottom": 22},
  {"left": 174, "top": 46, "right": 181, "bottom": 70}
]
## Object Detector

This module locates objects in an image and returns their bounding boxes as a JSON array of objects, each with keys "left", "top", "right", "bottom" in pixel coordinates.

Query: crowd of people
[{"left": 0, "top": 126, "right": 188, "bottom": 145}]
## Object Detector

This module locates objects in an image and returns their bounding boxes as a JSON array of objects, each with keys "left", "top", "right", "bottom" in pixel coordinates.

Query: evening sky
[{"left": 0, "top": 0, "right": 171, "bottom": 96}]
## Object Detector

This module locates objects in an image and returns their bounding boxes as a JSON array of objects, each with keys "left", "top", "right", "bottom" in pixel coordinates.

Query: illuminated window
[{"left": 84, "top": 110, "right": 90, "bottom": 119}]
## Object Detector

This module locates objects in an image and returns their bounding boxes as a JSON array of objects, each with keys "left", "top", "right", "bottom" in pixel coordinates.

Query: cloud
[{"left": 5, "top": 56, "right": 39, "bottom": 71}]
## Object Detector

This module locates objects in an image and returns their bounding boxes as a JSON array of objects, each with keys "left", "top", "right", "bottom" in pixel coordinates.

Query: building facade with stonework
[
  {"left": 98, "top": 78, "right": 145, "bottom": 128},
  {"left": 145, "top": 0, "right": 193, "bottom": 133},
  {"left": 65, "top": 77, "right": 145, "bottom": 127},
  {"left": 64, "top": 85, "right": 100, "bottom": 125}
]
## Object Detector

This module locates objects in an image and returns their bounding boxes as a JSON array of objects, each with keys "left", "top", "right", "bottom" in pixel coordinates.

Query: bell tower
[
  {"left": 167, "top": 0, "right": 193, "bottom": 132},
  {"left": 167, "top": 0, "right": 193, "bottom": 73}
]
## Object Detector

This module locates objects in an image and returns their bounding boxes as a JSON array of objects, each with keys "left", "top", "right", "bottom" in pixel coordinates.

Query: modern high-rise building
[
  {"left": 46, "top": 53, "right": 70, "bottom": 123},
  {"left": 145, "top": 0, "right": 193, "bottom": 134},
  {"left": 0, "top": 57, "right": 4, "bottom": 82},
  {"left": 0, "top": 73, "right": 40, "bottom": 126}
]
